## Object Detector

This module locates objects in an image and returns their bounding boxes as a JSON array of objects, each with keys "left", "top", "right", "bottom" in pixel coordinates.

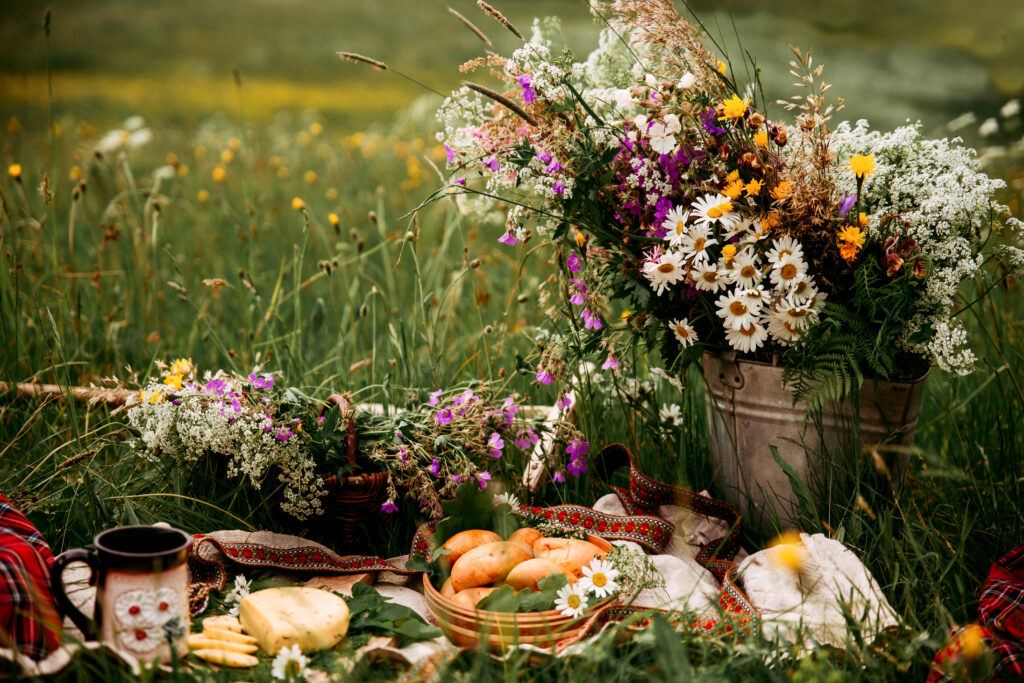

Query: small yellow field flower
[
  {"left": 69, "top": 166, "right": 82, "bottom": 181},
  {"left": 177, "top": 163, "right": 189, "bottom": 177},
  {"left": 726, "top": 169, "right": 740, "bottom": 183},
  {"left": 163, "top": 374, "right": 183, "bottom": 391},
  {"left": 297, "top": 131, "right": 312, "bottom": 147},
  {"left": 228, "top": 137, "right": 241, "bottom": 152},
  {"left": 304, "top": 170, "right": 318, "bottom": 185},
  {"left": 858, "top": 212, "right": 869, "bottom": 229},
  {"left": 769, "top": 530, "right": 805, "bottom": 573},
  {"left": 722, "top": 179, "right": 744, "bottom": 200},
  {"left": 575, "top": 230, "right": 587, "bottom": 248},
  {"left": 721, "top": 243, "right": 737, "bottom": 260},
  {"left": 960, "top": 624, "right": 987, "bottom": 661},
  {"left": 220, "top": 149, "right": 234, "bottom": 164},
  {"left": 211, "top": 166, "right": 227, "bottom": 183},
  {"left": 848, "top": 153, "right": 875, "bottom": 179},
  {"left": 770, "top": 181, "right": 793, "bottom": 201},
  {"left": 717, "top": 59, "right": 727, "bottom": 74},
  {"left": 169, "top": 358, "right": 194, "bottom": 376},
  {"left": 620, "top": 310, "right": 631, "bottom": 320},
  {"left": 148, "top": 390, "right": 165, "bottom": 405},
  {"left": 719, "top": 94, "right": 750, "bottom": 120},
  {"left": 838, "top": 225, "right": 866, "bottom": 249},
  {"left": 165, "top": 153, "right": 178, "bottom": 166},
  {"left": 325, "top": 187, "right": 338, "bottom": 201},
  {"left": 292, "top": 196, "right": 306, "bottom": 211},
  {"left": 753, "top": 129, "right": 768, "bottom": 148},
  {"left": 277, "top": 167, "right": 289, "bottom": 180},
  {"left": 328, "top": 213, "right": 340, "bottom": 229},
  {"left": 310, "top": 122, "right": 324, "bottom": 137},
  {"left": 8, "top": 163, "right": 22, "bottom": 180},
  {"left": 744, "top": 178, "right": 763, "bottom": 196},
  {"left": 197, "top": 189, "right": 210, "bottom": 204}
]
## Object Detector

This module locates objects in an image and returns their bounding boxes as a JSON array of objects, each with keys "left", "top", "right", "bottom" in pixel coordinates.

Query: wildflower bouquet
[
  {"left": 417, "top": 0, "right": 1023, "bottom": 403},
  {"left": 125, "top": 360, "right": 586, "bottom": 521}
]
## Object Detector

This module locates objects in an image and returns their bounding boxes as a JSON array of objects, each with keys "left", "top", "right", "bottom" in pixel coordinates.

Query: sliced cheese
[
  {"left": 187, "top": 634, "right": 257, "bottom": 654},
  {"left": 203, "top": 626, "right": 258, "bottom": 645},
  {"left": 238, "top": 587, "right": 350, "bottom": 655},
  {"left": 202, "top": 615, "right": 243, "bottom": 633},
  {"left": 191, "top": 648, "right": 259, "bottom": 668}
]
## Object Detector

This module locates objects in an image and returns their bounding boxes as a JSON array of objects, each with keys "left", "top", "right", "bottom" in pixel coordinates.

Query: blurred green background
[{"left": 1, "top": 0, "right": 1022, "bottom": 133}]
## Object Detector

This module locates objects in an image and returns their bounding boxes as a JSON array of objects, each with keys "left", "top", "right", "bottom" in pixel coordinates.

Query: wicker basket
[
  {"left": 316, "top": 394, "right": 389, "bottom": 548},
  {"left": 422, "top": 535, "right": 614, "bottom": 649}
]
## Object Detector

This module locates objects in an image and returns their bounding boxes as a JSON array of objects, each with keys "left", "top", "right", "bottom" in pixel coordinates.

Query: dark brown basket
[{"left": 317, "top": 394, "right": 389, "bottom": 548}]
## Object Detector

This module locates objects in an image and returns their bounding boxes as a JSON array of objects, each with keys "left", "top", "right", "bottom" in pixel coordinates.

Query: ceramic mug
[{"left": 50, "top": 525, "right": 191, "bottom": 663}]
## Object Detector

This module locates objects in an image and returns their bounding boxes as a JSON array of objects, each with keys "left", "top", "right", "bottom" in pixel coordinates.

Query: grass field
[{"left": 1, "top": 0, "right": 1023, "bottom": 680}]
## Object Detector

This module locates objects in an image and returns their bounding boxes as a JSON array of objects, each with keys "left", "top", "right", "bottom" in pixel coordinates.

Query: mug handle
[{"left": 49, "top": 549, "right": 98, "bottom": 639}]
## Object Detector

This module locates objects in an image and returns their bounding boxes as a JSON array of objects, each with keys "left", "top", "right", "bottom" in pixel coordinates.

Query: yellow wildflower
[
  {"left": 148, "top": 391, "right": 165, "bottom": 405},
  {"left": 163, "top": 374, "right": 183, "bottom": 391},
  {"left": 297, "top": 131, "right": 312, "bottom": 147},
  {"left": 211, "top": 166, "right": 227, "bottom": 183},
  {"left": 769, "top": 531, "right": 805, "bottom": 573},
  {"left": 220, "top": 149, "right": 234, "bottom": 164},
  {"left": 722, "top": 180, "right": 744, "bottom": 200},
  {"left": 8, "top": 163, "right": 22, "bottom": 180},
  {"left": 706, "top": 200, "right": 734, "bottom": 219},
  {"left": 961, "top": 624, "right": 986, "bottom": 661},
  {"left": 838, "top": 225, "right": 866, "bottom": 249},
  {"left": 575, "top": 231, "right": 586, "bottom": 248},
  {"left": 170, "top": 358, "right": 194, "bottom": 376},
  {"left": 762, "top": 211, "right": 782, "bottom": 230},
  {"left": 166, "top": 153, "right": 179, "bottom": 166},
  {"left": 717, "top": 59, "right": 727, "bottom": 74},
  {"left": 753, "top": 129, "right": 768, "bottom": 148},
  {"left": 725, "top": 169, "right": 740, "bottom": 183},
  {"left": 292, "top": 196, "right": 306, "bottom": 211},
  {"left": 839, "top": 243, "right": 860, "bottom": 262},
  {"left": 277, "top": 167, "right": 289, "bottom": 180},
  {"left": 228, "top": 137, "right": 241, "bottom": 152},
  {"left": 177, "top": 163, "right": 189, "bottom": 177},
  {"left": 848, "top": 154, "right": 875, "bottom": 179},
  {"left": 304, "top": 170, "right": 318, "bottom": 185},
  {"left": 744, "top": 178, "right": 763, "bottom": 196},
  {"left": 620, "top": 310, "right": 631, "bottom": 320},
  {"left": 770, "top": 181, "right": 793, "bottom": 201},
  {"left": 719, "top": 94, "right": 750, "bottom": 120},
  {"left": 721, "top": 243, "right": 737, "bottom": 260},
  {"left": 310, "top": 122, "right": 324, "bottom": 137},
  {"left": 197, "top": 189, "right": 210, "bottom": 204},
  {"left": 858, "top": 212, "right": 869, "bottom": 229},
  {"left": 326, "top": 187, "right": 338, "bottom": 201},
  {"left": 328, "top": 213, "right": 340, "bottom": 229}
]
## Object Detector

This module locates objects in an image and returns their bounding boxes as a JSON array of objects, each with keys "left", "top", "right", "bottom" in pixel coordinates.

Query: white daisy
[
  {"left": 692, "top": 262, "right": 728, "bottom": 292},
  {"left": 642, "top": 250, "right": 686, "bottom": 296},
  {"left": 659, "top": 403, "right": 682, "bottom": 425},
  {"left": 271, "top": 644, "right": 309, "bottom": 681},
  {"left": 554, "top": 583, "right": 588, "bottom": 618},
  {"left": 494, "top": 491, "right": 521, "bottom": 509},
  {"left": 114, "top": 590, "right": 156, "bottom": 629},
  {"left": 662, "top": 206, "right": 690, "bottom": 247},
  {"left": 579, "top": 558, "right": 620, "bottom": 599},
  {"left": 768, "top": 311, "right": 803, "bottom": 344},
  {"left": 766, "top": 235, "right": 805, "bottom": 266},
  {"left": 716, "top": 290, "right": 759, "bottom": 331},
  {"left": 679, "top": 223, "right": 717, "bottom": 265},
  {"left": 668, "top": 318, "right": 698, "bottom": 347},
  {"left": 787, "top": 278, "right": 815, "bottom": 303},
  {"left": 725, "top": 320, "right": 769, "bottom": 354},
  {"left": 769, "top": 254, "right": 808, "bottom": 289},
  {"left": 776, "top": 299, "right": 815, "bottom": 330},
  {"left": 690, "top": 193, "right": 743, "bottom": 232},
  {"left": 725, "top": 215, "right": 762, "bottom": 241},
  {"left": 117, "top": 626, "right": 162, "bottom": 654},
  {"left": 739, "top": 287, "right": 769, "bottom": 313},
  {"left": 152, "top": 587, "right": 178, "bottom": 626},
  {"left": 728, "top": 249, "right": 763, "bottom": 289}
]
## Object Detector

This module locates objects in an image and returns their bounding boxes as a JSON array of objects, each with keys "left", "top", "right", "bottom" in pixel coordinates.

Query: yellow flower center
[
  {"left": 702, "top": 271, "right": 718, "bottom": 283},
  {"left": 592, "top": 573, "right": 607, "bottom": 588},
  {"left": 676, "top": 325, "right": 690, "bottom": 338},
  {"left": 676, "top": 221, "right": 685, "bottom": 235},
  {"left": 657, "top": 263, "right": 676, "bottom": 274},
  {"left": 788, "top": 308, "right": 808, "bottom": 319},
  {"left": 792, "top": 281, "right": 809, "bottom": 296},
  {"left": 740, "top": 265, "right": 757, "bottom": 279},
  {"left": 567, "top": 594, "right": 581, "bottom": 608},
  {"left": 729, "top": 301, "right": 747, "bottom": 316},
  {"left": 706, "top": 201, "right": 733, "bottom": 219},
  {"left": 780, "top": 264, "right": 797, "bottom": 280},
  {"left": 739, "top": 323, "right": 757, "bottom": 336},
  {"left": 693, "top": 237, "right": 706, "bottom": 251}
]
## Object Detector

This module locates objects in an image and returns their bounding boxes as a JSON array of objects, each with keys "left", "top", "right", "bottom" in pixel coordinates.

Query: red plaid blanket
[
  {"left": 0, "top": 496, "right": 62, "bottom": 660},
  {"left": 929, "top": 543, "right": 1024, "bottom": 681}
]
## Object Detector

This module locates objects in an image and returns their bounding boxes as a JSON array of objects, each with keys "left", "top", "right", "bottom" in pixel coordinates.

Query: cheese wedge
[
  {"left": 191, "top": 648, "right": 259, "bottom": 668},
  {"left": 239, "top": 587, "right": 350, "bottom": 655},
  {"left": 203, "top": 626, "right": 258, "bottom": 645},
  {"left": 202, "top": 615, "right": 243, "bottom": 633},
  {"left": 187, "top": 634, "right": 257, "bottom": 654}
]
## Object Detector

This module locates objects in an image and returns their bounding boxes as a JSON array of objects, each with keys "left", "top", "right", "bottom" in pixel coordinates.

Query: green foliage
[
  {"left": 475, "top": 573, "right": 569, "bottom": 613},
  {"left": 344, "top": 583, "right": 442, "bottom": 647},
  {"left": 432, "top": 482, "right": 520, "bottom": 550}
]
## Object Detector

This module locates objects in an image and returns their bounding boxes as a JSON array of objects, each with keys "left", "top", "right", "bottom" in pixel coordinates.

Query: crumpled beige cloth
[{"left": 736, "top": 532, "right": 900, "bottom": 650}]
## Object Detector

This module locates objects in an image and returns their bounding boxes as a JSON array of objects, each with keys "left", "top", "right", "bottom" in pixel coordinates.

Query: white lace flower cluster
[
  {"left": 126, "top": 371, "right": 327, "bottom": 520},
  {"left": 642, "top": 194, "right": 826, "bottom": 354},
  {"left": 830, "top": 120, "right": 1023, "bottom": 374}
]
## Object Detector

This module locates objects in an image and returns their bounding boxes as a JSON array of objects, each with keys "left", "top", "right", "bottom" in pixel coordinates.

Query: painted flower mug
[{"left": 50, "top": 525, "right": 191, "bottom": 663}]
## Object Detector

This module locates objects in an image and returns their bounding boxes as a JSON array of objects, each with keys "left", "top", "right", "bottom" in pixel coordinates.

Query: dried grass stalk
[
  {"left": 449, "top": 7, "right": 493, "bottom": 47},
  {"left": 476, "top": 0, "right": 523, "bottom": 40},
  {"left": 337, "top": 52, "right": 388, "bottom": 71},
  {"left": 464, "top": 81, "right": 536, "bottom": 126}
]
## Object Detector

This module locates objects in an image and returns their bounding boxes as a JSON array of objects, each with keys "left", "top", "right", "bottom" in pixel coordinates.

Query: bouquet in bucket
[
  {"left": 409, "top": 0, "right": 1023, "bottom": 404},
  {"left": 125, "top": 359, "right": 586, "bottom": 521}
]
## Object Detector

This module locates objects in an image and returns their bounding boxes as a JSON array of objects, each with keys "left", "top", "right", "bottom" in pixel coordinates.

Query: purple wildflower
[
  {"left": 248, "top": 373, "right": 274, "bottom": 390},
  {"left": 399, "top": 446, "right": 410, "bottom": 463},
  {"left": 567, "top": 253, "right": 583, "bottom": 273},
  {"left": 700, "top": 107, "right": 726, "bottom": 136},
  {"left": 839, "top": 194, "right": 857, "bottom": 219},
  {"left": 452, "top": 389, "right": 475, "bottom": 408},
  {"left": 602, "top": 354, "right": 619, "bottom": 371},
  {"left": 452, "top": 474, "right": 462, "bottom": 484},
  {"left": 429, "top": 458, "right": 441, "bottom": 477},
  {"left": 567, "top": 456, "right": 588, "bottom": 476},
  {"left": 545, "top": 159, "right": 563, "bottom": 174},
  {"left": 553, "top": 181, "right": 566, "bottom": 195},
  {"left": 478, "top": 471, "right": 491, "bottom": 489},
  {"left": 552, "top": 471, "right": 566, "bottom": 483},
  {"left": 536, "top": 367, "right": 555, "bottom": 385},
  {"left": 498, "top": 229, "right": 520, "bottom": 246},
  {"left": 515, "top": 428, "right": 539, "bottom": 450},
  {"left": 582, "top": 308, "right": 602, "bottom": 330},
  {"left": 485, "top": 156, "right": 499, "bottom": 172},
  {"left": 381, "top": 500, "right": 399, "bottom": 514},
  {"left": 428, "top": 389, "right": 443, "bottom": 406},
  {"left": 567, "top": 439, "right": 589, "bottom": 458},
  {"left": 456, "top": 177, "right": 466, "bottom": 186},
  {"left": 537, "top": 150, "right": 552, "bottom": 164},
  {"left": 276, "top": 426, "right": 294, "bottom": 442},
  {"left": 445, "top": 145, "right": 455, "bottom": 164},
  {"left": 487, "top": 432, "right": 504, "bottom": 458},
  {"left": 317, "top": 415, "right": 325, "bottom": 423},
  {"left": 557, "top": 393, "right": 573, "bottom": 410},
  {"left": 435, "top": 408, "right": 453, "bottom": 426},
  {"left": 518, "top": 74, "right": 537, "bottom": 104}
]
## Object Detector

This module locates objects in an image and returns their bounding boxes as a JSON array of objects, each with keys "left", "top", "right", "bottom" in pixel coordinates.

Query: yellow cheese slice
[
  {"left": 187, "top": 634, "right": 257, "bottom": 654},
  {"left": 238, "top": 586, "right": 350, "bottom": 655},
  {"left": 202, "top": 615, "right": 243, "bottom": 633},
  {"left": 191, "top": 648, "right": 259, "bottom": 668},
  {"left": 203, "top": 626, "right": 258, "bottom": 645}
]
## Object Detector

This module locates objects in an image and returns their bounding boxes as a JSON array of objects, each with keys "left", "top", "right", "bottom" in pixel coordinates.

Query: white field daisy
[
  {"left": 725, "top": 320, "right": 769, "bottom": 353},
  {"left": 769, "top": 254, "right": 808, "bottom": 289},
  {"left": 579, "top": 558, "right": 620, "bottom": 599},
  {"left": 271, "top": 644, "right": 308, "bottom": 681},
  {"left": 554, "top": 583, "right": 588, "bottom": 618},
  {"left": 766, "top": 235, "right": 805, "bottom": 266},
  {"left": 642, "top": 250, "right": 686, "bottom": 295},
  {"left": 788, "top": 278, "right": 815, "bottom": 303},
  {"left": 776, "top": 299, "right": 815, "bottom": 330},
  {"left": 716, "top": 290, "right": 759, "bottom": 331},
  {"left": 668, "top": 318, "right": 698, "bottom": 347},
  {"left": 725, "top": 215, "right": 763, "bottom": 241},
  {"left": 768, "top": 313, "right": 803, "bottom": 344},
  {"left": 690, "top": 193, "right": 743, "bottom": 232},
  {"left": 692, "top": 262, "right": 728, "bottom": 292},
  {"left": 662, "top": 206, "right": 690, "bottom": 247},
  {"left": 679, "top": 223, "right": 717, "bottom": 265},
  {"left": 494, "top": 491, "right": 521, "bottom": 509},
  {"left": 728, "top": 249, "right": 762, "bottom": 289},
  {"left": 659, "top": 403, "right": 682, "bottom": 425}
]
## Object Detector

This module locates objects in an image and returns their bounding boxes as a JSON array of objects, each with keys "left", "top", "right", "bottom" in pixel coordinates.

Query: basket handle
[{"left": 324, "top": 394, "right": 358, "bottom": 466}]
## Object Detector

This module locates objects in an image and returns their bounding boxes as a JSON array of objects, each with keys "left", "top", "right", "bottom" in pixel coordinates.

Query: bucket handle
[{"left": 717, "top": 351, "right": 745, "bottom": 390}]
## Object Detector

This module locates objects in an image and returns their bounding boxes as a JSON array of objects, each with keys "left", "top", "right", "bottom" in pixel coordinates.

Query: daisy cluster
[
  {"left": 554, "top": 556, "right": 620, "bottom": 618},
  {"left": 126, "top": 359, "right": 327, "bottom": 520}
]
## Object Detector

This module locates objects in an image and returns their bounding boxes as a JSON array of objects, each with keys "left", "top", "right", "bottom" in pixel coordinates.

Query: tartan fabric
[
  {"left": 0, "top": 495, "right": 62, "bottom": 660},
  {"left": 928, "top": 543, "right": 1024, "bottom": 682}
]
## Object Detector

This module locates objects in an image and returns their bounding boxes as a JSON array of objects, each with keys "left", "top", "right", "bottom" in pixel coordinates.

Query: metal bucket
[{"left": 702, "top": 352, "right": 929, "bottom": 533}]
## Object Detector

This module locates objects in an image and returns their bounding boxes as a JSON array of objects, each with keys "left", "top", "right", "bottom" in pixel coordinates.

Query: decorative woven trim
[{"left": 512, "top": 504, "right": 674, "bottom": 552}]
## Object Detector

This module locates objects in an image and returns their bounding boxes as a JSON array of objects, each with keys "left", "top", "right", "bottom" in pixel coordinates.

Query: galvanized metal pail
[{"left": 702, "top": 352, "right": 929, "bottom": 533}]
